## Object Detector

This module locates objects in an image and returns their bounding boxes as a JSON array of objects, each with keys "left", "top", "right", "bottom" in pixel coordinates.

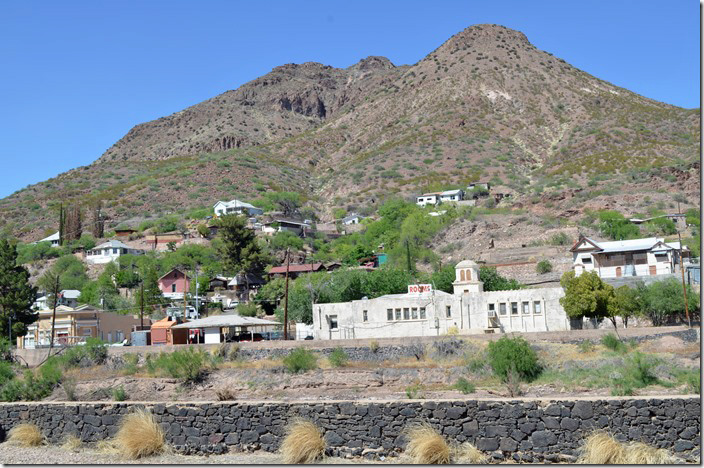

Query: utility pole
[
  {"left": 283, "top": 248, "right": 291, "bottom": 340},
  {"left": 48, "top": 274, "right": 60, "bottom": 354},
  {"left": 194, "top": 267, "right": 200, "bottom": 318},
  {"left": 677, "top": 230, "right": 691, "bottom": 328},
  {"left": 139, "top": 281, "right": 144, "bottom": 330},
  {"left": 405, "top": 239, "right": 412, "bottom": 276}
]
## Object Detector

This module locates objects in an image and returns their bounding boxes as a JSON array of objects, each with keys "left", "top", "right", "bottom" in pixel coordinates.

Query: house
[
  {"left": 467, "top": 182, "right": 490, "bottom": 192},
  {"left": 86, "top": 240, "right": 144, "bottom": 264},
  {"left": 213, "top": 199, "right": 264, "bottom": 217},
  {"left": 264, "top": 219, "right": 311, "bottom": 236},
  {"left": 439, "top": 189, "right": 464, "bottom": 203},
  {"left": 342, "top": 213, "right": 363, "bottom": 225},
  {"left": 150, "top": 316, "right": 189, "bottom": 345},
  {"left": 570, "top": 236, "right": 688, "bottom": 279},
  {"left": 143, "top": 232, "right": 186, "bottom": 251},
  {"left": 58, "top": 290, "right": 81, "bottom": 308},
  {"left": 158, "top": 268, "right": 190, "bottom": 300},
  {"left": 416, "top": 193, "right": 441, "bottom": 207},
  {"left": 228, "top": 273, "right": 266, "bottom": 303},
  {"left": 313, "top": 260, "right": 570, "bottom": 340},
  {"left": 33, "top": 295, "right": 48, "bottom": 310},
  {"left": 171, "top": 315, "right": 281, "bottom": 344},
  {"left": 114, "top": 228, "right": 137, "bottom": 238},
  {"left": 629, "top": 214, "right": 687, "bottom": 231},
  {"left": 17, "top": 304, "right": 151, "bottom": 349},
  {"left": 32, "top": 231, "right": 60, "bottom": 247},
  {"left": 268, "top": 263, "right": 327, "bottom": 280}
]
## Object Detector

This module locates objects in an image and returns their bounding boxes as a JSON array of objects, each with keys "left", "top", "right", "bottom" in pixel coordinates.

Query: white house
[
  {"left": 416, "top": 193, "right": 441, "bottom": 207},
  {"left": 86, "top": 240, "right": 144, "bottom": 264},
  {"left": 32, "top": 231, "right": 60, "bottom": 247},
  {"left": 439, "top": 189, "right": 464, "bottom": 203},
  {"left": 213, "top": 199, "right": 264, "bottom": 217},
  {"left": 313, "top": 260, "right": 570, "bottom": 340},
  {"left": 570, "top": 236, "right": 687, "bottom": 279},
  {"left": 342, "top": 213, "right": 363, "bottom": 225}
]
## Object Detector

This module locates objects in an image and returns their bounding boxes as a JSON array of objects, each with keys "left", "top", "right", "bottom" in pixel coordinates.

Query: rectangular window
[
  {"left": 499, "top": 303, "right": 507, "bottom": 316},
  {"left": 363, "top": 310, "right": 368, "bottom": 322},
  {"left": 488, "top": 303, "right": 495, "bottom": 316},
  {"left": 420, "top": 307, "right": 426, "bottom": 319},
  {"left": 411, "top": 307, "right": 418, "bottom": 319},
  {"left": 582, "top": 257, "right": 592, "bottom": 264},
  {"left": 387, "top": 309, "right": 393, "bottom": 321},
  {"left": 522, "top": 301, "right": 530, "bottom": 315},
  {"left": 329, "top": 315, "right": 338, "bottom": 330},
  {"left": 113, "top": 248, "right": 118, "bottom": 254},
  {"left": 171, "top": 284, "right": 176, "bottom": 293},
  {"left": 534, "top": 301, "right": 542, "bottom": 314},
  {"left": 511, "top": 302, "right": 518, "bottom": 315},
  {"left": 395, "top": 308, "right": 402, "bottom": 321},
  {"left": 446, "top": 305, "right": 451, "bottom": 317},
  {"left": 403, "top": 308, "right": 410, "bottom": 320}
]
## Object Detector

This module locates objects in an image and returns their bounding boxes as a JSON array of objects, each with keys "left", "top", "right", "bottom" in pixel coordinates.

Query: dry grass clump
[
  {"left": 7, "top": 423, "right": 44, "bottom": 447},
  {"left": 61, "top": 434, "right": 82, "bottom": 451},
  {"left": 215, "top": 387, "right": 237, "bottom": 401},
  {"left": 453, "top": 441, "right": 488, "bottom": 464},
  {"left": 280, "top": 419, "right": 326, "bottom": 464},
  {"left": 578, "top": 431, "right": 676, "bottom": 464},
  {"left": 404, "top": 423, "right": 451, "bottom": 464},
  {"left": 114, "top": 409, "right": 165, "bottom": 459}
]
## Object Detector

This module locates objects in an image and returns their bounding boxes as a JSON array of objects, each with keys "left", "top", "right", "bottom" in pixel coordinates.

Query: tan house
[{"left": 17, "top": 304, "right": 151, "bottom": 349}]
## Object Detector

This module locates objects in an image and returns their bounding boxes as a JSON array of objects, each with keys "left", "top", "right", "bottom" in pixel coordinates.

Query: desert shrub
[
  {"left": 151, "top": 348, "right": 214, "bottom": 384},
  {"left": 404, "top": 423, "right": 450, "bottom": 464},
  {"left": 577, "top": 340, "right": 595, "bottom": 353},
  {"left": 453, "top": 377, "right": 475, "bottom": 394},
  {"left": 623, "top": 352, "right": 658, "bottom": 388},
  {"left": 369, "top": 340, "right": 380, "bottom": 353},
  {"left": 112, "top": 385, "right": 127, "bottom": 401},
  {"left": 686, "top": 372, "right": 701, "bottom": 394},
  {"left": 536, "top": 260, "right": 553, "bottom": 274},
  {"left": 0, "top": 360, "right": 15, "bottom": 387},
  {"left": 283, "top": 348, "right": 318, "bottom": 374},
  {"left": 0, "top": 358, "right": 63, "bottom": 402},
  {"left": 7, "top": 423, "right": 43, "bottom": 447},
  {"left": 61, "top": 434, "right": 82, "bottom": 451},
  {"left": 61, "top": 378, "right": 78, "bottom": 401},
  {"left": 215, "top": 387, "right": 236, "bottom": 401},
  {"left": 279, "top": 419, "right": 326, "bottom": 464},
  {"left": 408, "top": 341, "right": 426, "bottom": 360},
  {"left": 577, "top": 430, "right": 676, "bottom": 464},
  {"left": 121, "top": 353, "right": 139, "bottom": 375},
  {"left": 610, "top": 381, "right": 634, "bottom": 396},
  {"left": 405, "top": 383, "right": 425, "bottom": 399},
  {"left": 601, "top": 333, "right": 627, "bottom": 353},
  {"left": 487, "top": 336, "right": 541, "bottom": 382},
  {"left": 115, "top": 409, "right": 165, "bottom": 459},
  {"left": 549, "top": 232, "right": 570, "bottom": 246},
  {"left": 328, "top": 347, "right": 349, "bottom": 368},
  {"left": 453, "top": 442, "right": 487, "bottom": 464},
  {"left": 446, "top": 326, "right": 459, "bottom": 335}
]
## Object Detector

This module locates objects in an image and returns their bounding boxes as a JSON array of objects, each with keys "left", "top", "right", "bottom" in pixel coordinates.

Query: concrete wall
[{"left": 0, "top": 397, "right": 698, "bottom": 462}]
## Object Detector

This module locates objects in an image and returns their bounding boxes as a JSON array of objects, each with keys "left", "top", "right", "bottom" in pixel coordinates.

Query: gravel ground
[{"left": 0, "top": 444, "right": 390, "bottom": 464}]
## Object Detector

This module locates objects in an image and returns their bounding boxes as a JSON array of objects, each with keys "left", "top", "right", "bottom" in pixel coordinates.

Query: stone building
[{"left": 312, "top": 260, "right": 570, "bottom": 340}]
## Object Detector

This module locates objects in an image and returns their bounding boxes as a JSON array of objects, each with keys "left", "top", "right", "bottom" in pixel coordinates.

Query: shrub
[
  {"left": 454, "top": 377, "right": 476, "bottom": 394},
  {"left": 121, "top": 353, "right": 139, "bottom": 375},
  {"left": 453, "top": 442, "right": 487, "bottom": 464},
  {"left": 601, "top": 333, "right": 627, "bottom": 353},
  {"left": 405, "top": 383, "right": 425, "bottom": 399},
  {"left": 433, "top": 337, "right": 465, "bottom": 358},
  {"left": 404, "top": 423, "right": 450, "bottom": 464},
  {"left": 487, "top": 336, "right": 541, "bottom": 382},
  {"left": 623, "top": 352, "right": 658, "bottom": 388},
  {"left": 577, "top": 340, "right": 595, "bottom": 353},
  {"left": 61, "top": 434, "right": 82, "bottom": 451},
  {"left": 369, "top": 340, "right": 380, "bottom": 353},
  {"left": 549, "top": 232, "right": 570, "bottom": 246},
  {"left": 115, "top": 409, "right": 165, "bottom": 459},
  {"left": 328, "top": 347, "right": 349, "bottom": 368},
  {"left": 151, "top": 348, "right": 213, "bottom": 384},
  {"left": 687, "top": 372, "right": 701, "bottom": 394},
  {"left": 577, "top": 430, "right": 676, "bottom": 464},
  {"left": 61, "top": 378, "right": 78, "bottom": 401},
  {"left": 536, "top": 260, "right": 553, "bottom": 274},
  {"left": 215, "top": 387, "right": 236, "bottom": 401},
  {"left": 279, "top": 419, "right": 326, "bottom": 464},
  {"left": 7, "top": 423, "right": 43, "bottom": 447},
  {"left": 112, "top": 385, "right": 127, "bottom": 401},
  {"left": 283, "top": 348, "right": 318, "bottom": 374}
]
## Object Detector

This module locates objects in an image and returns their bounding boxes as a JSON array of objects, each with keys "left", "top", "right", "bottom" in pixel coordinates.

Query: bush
[
  {"left": 112, "top": 385, "right": 127, "bottom": 401},
  {"left": 283, "top": 348, "right": 318, "bottom": 374},
  {"left": 601, "top": 333, "right": 627, "bottom": 353},
  {"left": 536, "top": 260, "right": 553, "bottom": 274},
  {"left": 121, "top": 353, "right": 139, "bottom": 375},
  {"left": 328, "top": 347, "right": 349, "bottom": 368},
  {"left": 623, "top": 352, "right": 658, "bottom": 388},
  {"left": 487, "top": 336, "right": 541, "bottom": 382},
  {"left": 577, "top": 340, "right": 595, "bottom": 353},
  {"left": 405, "top": 383, "right": 425, "bottom": 399},
  {"left": 279, "top": 419, "right": 326, "bottom": 464},
  {"left": 115, "top": 409, "right": 165, "bottom": 459},
  {"left": 549, "top": 232, "right": 570, "bottom": 246},
  {"left": 369, "top": 340, "right": 380, "bottom": 353},
  {"left": 454, "top": 377, "right": 476, "bottom": 394},
  {"left": 151, "top": 348, "right": 214, "bottom": 384}
]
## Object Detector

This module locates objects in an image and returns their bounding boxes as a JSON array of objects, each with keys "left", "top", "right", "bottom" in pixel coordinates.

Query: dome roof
[{"left": 455, "top": 260, "right": 478, "bottom": 268}]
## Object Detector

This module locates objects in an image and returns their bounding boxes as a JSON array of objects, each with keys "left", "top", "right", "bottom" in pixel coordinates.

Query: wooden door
[{"left": 649, "top": 265, "right": 657, "bottom": 275}]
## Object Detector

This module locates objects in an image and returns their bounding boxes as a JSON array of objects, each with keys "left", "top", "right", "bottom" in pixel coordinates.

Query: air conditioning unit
[{"left": 488, "top": 310, "right": 497, "bottom": 318}]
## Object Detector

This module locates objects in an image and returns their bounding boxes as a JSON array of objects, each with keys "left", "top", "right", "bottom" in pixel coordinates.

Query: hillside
[{"left": 0, "top": 24, "right": 699, "bottom": 241}]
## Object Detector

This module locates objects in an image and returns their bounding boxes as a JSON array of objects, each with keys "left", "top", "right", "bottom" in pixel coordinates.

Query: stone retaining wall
[{"left": 0, "top": 397, "right": 699, "bottom": 462}]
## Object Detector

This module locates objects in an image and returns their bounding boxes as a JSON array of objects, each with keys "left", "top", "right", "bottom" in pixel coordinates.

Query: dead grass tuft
[
  {"left": 61, "top": 434, "right": 82, "bottom": 451},
  {"left": 577, "top": 431, "right": 627, "bottom": 464},
  {"left": 280, "top": 418, "right": 326, "bottom": 464},
  {"left": 114, "top": 409, "right": 165, "bottom": 459},
  {"left": 7, "top": 423, "right": 44, "bottom": 447},
  {"left": 95, "top": 439, "right": 120, "bottom": 454},
  {"left": 404, "top": 422, "right": 451, "bottom": 464},
  {"left": 452, "top": 441, "right": 487, "bottom": 464},
  {"left": 215, "top": 387, "right": 237, "bottom": 401},
  {"left": 623, "top": 441, "right": 677, "bottom": 464}
]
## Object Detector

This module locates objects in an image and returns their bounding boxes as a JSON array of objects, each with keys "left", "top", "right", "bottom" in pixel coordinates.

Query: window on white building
[
  {"left": 582, "top": 257, "right": 592, "bottom": 263},
  {"left": 534, "top": 301, "right": 542, "bottom": 314},
  {"left": 499, "top": 303, "right": 507, "bottom": 316},
  {"left": 329, "top": 315, "right": 338, "bottom": 330},
  {"left": 420, "top": 307, "right": 426, "bottom": 319},
  {"left": 403, "top": 308, "right": 410, "bottom": 320},
  {"left": 522, "top": 301, "right": 530, "bottom": 315},
  {"left": 411, "top": 307, "right": 418, "bottom": 319},
  {"left": 387, "top": 309, "right": 393, "bottom": 321},
  {"left": 511, "top": 302, "right": 518, "bottom": 315},
  {"left": 363, "top": 310, "right": 368, "bottom": 322},
  {"left": 446, "top": 305, "right": 451, "bottom": 317},
  {"left": 488, "top": 303, "right": 496, "bottom": 316},
  {"left": 395, "top": 308, "right": 401, "bottom": 321}
]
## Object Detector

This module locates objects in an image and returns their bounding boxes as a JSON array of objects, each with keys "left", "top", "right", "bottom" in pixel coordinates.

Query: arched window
[
  {"left": 460, "top": 270, "right": 465, "bottom": 281},
  {"left": 466, "top": 269, "right": 472, "bottom": 281}
]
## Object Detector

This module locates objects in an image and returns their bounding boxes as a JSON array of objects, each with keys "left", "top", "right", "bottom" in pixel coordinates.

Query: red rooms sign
[{"left": 407, "top": 284, "right": 433, "bottom": 294}]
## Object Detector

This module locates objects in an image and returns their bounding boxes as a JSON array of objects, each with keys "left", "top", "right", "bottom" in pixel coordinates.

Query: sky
[{"left": 0, "top": 0, "right": 699, "bottom": 199}]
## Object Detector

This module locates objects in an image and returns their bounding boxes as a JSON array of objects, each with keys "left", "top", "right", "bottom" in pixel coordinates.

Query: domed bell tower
[{"left": 452, "top": 260, "right": 483, "bottom": 295}]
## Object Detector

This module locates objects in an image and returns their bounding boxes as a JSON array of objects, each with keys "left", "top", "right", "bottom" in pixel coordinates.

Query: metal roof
[
  {"left": 94, "top": 239, "right": 133, "bottom": 249},
  {"left": 214, "top": 199, "right": 261, "bottom": 210},
  {"left": 171, "top": 314, "right": 280, "bottom": 329}
]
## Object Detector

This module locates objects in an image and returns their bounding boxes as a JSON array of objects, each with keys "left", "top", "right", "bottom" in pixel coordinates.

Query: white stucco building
[
  {"left": 213, "top": 199, "right": 264, "bottom": 217},
  {"left": 570, "top": 236, "right": 687, "bottom": 279},
  {"left": 86, "top": 240, "right": 144, "bottom": 264},
  {"left": 416, "top": 193, "right": 441, "bottom": 207},
  {"left": 312, "top": 260, "right": 570, "bottom": 340}
]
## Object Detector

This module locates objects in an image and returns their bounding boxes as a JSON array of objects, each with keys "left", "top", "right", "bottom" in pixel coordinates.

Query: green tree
[
  {"left": 479, "top": 266, "right": 522, "bottom": 291},
  {"left": 607, "top": 285, "right": 640, "bottom": 329},
  {"left": 237, "top": 302, "right": 259, "bottom": 317},
  {"left": 256, "top": 277, "right": 286, "bottom": 314},
  {"left": 270, "top": 231, "right": 304, "bottom": 251},
  {"left": 52, "top": 255, "right": 88, "bottom": 290},
  {"left": 597, "top": 210, "right": 641, "bottom": 240},
  {"left": 559, "top": 271, "right": 615, "bottom": 323},
  {"left": 0, "top": 240, "right": 38, "bottom": 340},
  {"left": 216, "top": 215, "right": 267, "bottom": 275},
  {"left": 429, "top": 264, "right": 456, "bottom": 293},
  {"left": 135, "top": 266, "right": 165, "bottom": 311},
  {"left": 636, "top": 278, "right": 699, "bottom": 326}
]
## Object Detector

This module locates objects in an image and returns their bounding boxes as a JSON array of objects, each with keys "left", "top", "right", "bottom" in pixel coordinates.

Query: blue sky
[{"left": 0, "top": 0, "right": 699, "bottom": 199}]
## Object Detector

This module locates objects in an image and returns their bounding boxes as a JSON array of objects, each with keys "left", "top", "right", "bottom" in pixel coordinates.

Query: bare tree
[{"left": 64, "top": 203, "right": 82, "bottom": 243}]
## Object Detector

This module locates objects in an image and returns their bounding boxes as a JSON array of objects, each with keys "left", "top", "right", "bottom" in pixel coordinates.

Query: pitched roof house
[
  {"left": 86, "top": 240, "right": 144, "bottom": 264},
  {"left": 214, "top": 199, "right": 264, "bottom": 217}
]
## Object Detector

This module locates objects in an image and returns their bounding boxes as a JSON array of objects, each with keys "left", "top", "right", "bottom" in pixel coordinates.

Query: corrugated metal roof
[{"left": 171, "top": 315, "right": 280, "bottom": 329}]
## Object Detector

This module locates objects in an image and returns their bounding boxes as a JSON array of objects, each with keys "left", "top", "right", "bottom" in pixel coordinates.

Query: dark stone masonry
[{"left": 0, "top": 397, "right": 699, "bottom": 462}]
